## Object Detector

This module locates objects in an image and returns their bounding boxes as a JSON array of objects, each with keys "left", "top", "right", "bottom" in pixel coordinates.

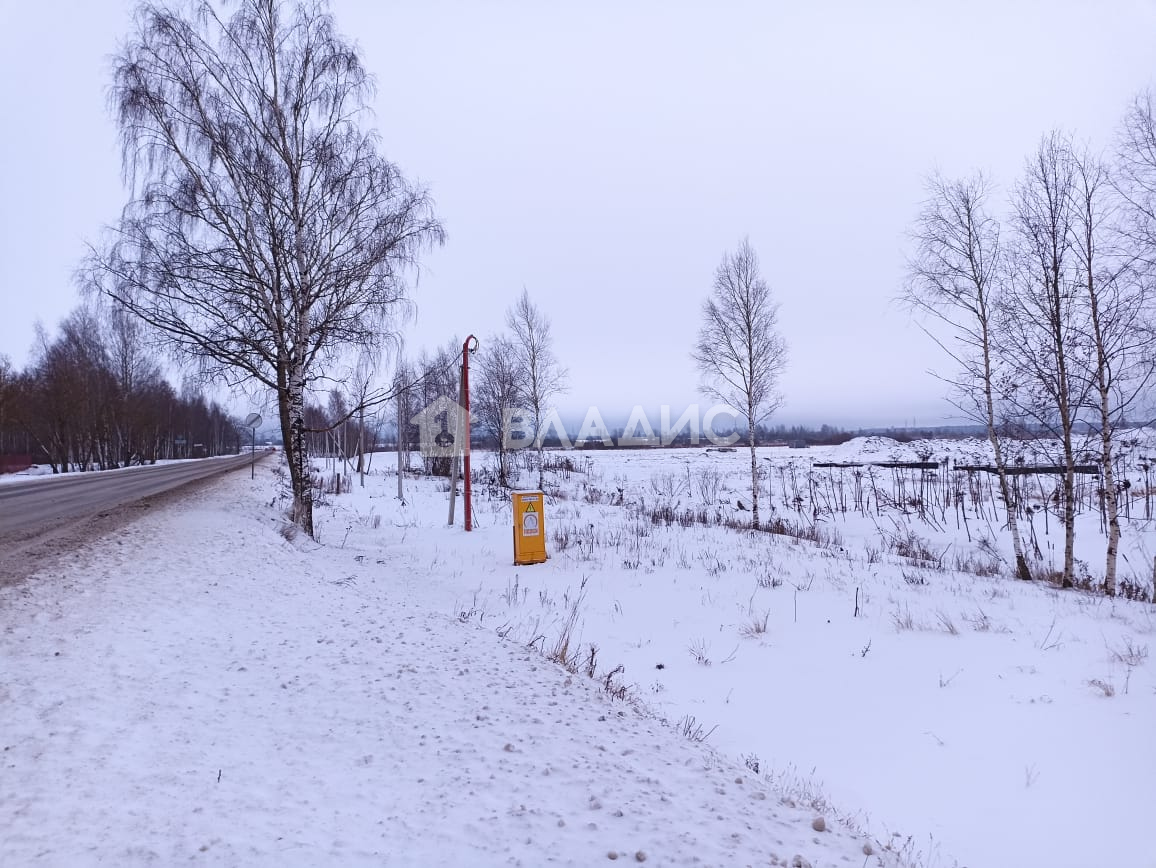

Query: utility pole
[
  {"left": 446, "top": 335, "right": 479, "bottom": 529},
  {"left": 462, "top": 335, "right": 478, "bottom": 531},
  {"left": 396, "top": 388, "right": 405, "bottom": 503}
]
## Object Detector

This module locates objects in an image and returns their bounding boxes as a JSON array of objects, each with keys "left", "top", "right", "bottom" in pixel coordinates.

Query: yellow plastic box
[{"left": 512, "top": 490, "right": 547, "bottom": 565}]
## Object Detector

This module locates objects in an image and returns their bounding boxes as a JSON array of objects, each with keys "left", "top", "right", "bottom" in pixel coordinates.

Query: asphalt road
[{"left": 0, "top": 453, "right": 270, "bottom": 538}]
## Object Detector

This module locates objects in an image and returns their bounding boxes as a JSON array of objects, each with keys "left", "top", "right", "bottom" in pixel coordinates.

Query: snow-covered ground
[
  {"left": 0, "top": 465, "right": 56, "bottom": 482},
  {"left": 3, "top": 437, "right": 1154, "bottom": 866},
  {"left": 3, "top": 462, "right": 884, "bottom": 867}
]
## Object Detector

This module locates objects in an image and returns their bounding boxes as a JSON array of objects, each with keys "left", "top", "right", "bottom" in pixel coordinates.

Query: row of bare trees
[
  {"left": 47, "top": 0, "right": 792, "bottom": 539},
  {"left": 300, "top": 384, "right": 382, "bottom": 482},
  {"left": 1, "top": 304, "right": 242, "bottom": 472},
  {"left": 64, "top": 0, "right": 787, "bottom": 536},
  {"left": 394, "top": 340, "right": 462, "bottom": 478},
  {"left": 389, "top": 290, "right": 568, "bottom": 490},
  {"left": 906, "top": 92, "right": 1156, "bottom": 594},
  {"left": 395, "top": 263, "right": 786, "bottom": 528}
]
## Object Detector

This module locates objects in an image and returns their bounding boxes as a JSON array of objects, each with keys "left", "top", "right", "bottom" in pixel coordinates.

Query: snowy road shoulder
[{"left": 1, "top": 469, "right": 883, "bottom": 866}]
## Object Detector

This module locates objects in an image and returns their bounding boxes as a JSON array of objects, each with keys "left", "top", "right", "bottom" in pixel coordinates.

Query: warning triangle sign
[{"left": 524, "top": 501, "right": 537, "bottom": 513}]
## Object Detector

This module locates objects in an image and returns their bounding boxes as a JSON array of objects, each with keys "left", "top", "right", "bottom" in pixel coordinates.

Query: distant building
[{"left": 0, "top": 454, "right": 34, "bottom": 474}]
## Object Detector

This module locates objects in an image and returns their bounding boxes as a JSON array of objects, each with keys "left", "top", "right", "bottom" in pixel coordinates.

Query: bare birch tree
[
  {"left": 507, "top": 289, "right": 567, "bottom": 489},
  {"left": 1115, "top": 88, "right": 1156, "bottom": 270},
  {"left": 104, "top": 303, "right": 165, "bottom": 466},
  {"left": 349, "top": 354, "right": 377, "bottom": 484},
  {"left": 692, "top": 239, "right": 787, "bottom": 530},
  {"left": 904, "top": 172, "right": 1032, "bottom": 580},
  {"left": 1005, "top": 131, "right": 1089, "bottom": 587},
  {"left": 87, "top": 0, "right": 443, "bottom": 536},
  {"left": 1071, "top": 148, "right": 1156, "bottom": 595},
  {"left": 391, "top": 356, "right": 415, "bottom": 498},
  {"left": 413, "top": 342, "right": 460, "bottom": 477},
  {"left": 473, "top": 335, "right": 526, "bottom": 487}
]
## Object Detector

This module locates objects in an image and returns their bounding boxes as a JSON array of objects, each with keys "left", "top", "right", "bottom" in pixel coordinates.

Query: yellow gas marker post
[{"left": 512, "top": 490, "right": 547, "bottom": 565}]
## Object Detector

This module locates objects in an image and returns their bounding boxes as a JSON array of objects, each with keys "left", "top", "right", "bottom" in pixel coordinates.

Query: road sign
[{"left": 243, "top": 413, "right": 262, "bottom": 479}]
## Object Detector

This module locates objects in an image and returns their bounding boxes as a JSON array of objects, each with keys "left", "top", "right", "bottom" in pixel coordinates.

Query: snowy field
[
  {"left": 0, "top": 466, "right": 55, "bottom": 483},
  {"left": 4, "top": 460, "right": 884, "bottom": 867},
  {"left": 2, "top": 436, "right": 1154, "bottom": 866}
]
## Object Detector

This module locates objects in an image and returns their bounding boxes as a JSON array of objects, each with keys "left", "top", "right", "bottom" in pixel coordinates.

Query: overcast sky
[{"left": 2, "top": 1, "right": 1155, "bottom": 428}]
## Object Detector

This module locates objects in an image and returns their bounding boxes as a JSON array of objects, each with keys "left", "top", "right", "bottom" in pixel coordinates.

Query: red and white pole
[{"left": 462, "top": 335, "right": 478, "bottom": 531}]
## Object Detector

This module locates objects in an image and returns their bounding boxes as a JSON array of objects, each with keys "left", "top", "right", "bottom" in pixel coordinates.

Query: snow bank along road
[
  {"left": 0, "top": 453, "right": 266, "bottom": 538},
  {"left": 0, "top": 467, "right": 887, "bottom": 867}
]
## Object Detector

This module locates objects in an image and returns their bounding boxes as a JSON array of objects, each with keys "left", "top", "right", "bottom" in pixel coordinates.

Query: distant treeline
[
  {"left": 386, "top": 422, "right": 986, "bottom": 451},
  {"left": 0, "top": 305, "right": 243, "bottom": 474},
  {"left": 469, "top": 421, "right": 1149, "bottom": 450}
]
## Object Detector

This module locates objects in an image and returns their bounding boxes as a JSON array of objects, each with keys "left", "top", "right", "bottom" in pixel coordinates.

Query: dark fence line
[
  {"left": 812, "top": 461, "right": 940, "bottom": 470},
  {"left": 954, "top": 464, "right": 1101, "bottom": 476}
]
